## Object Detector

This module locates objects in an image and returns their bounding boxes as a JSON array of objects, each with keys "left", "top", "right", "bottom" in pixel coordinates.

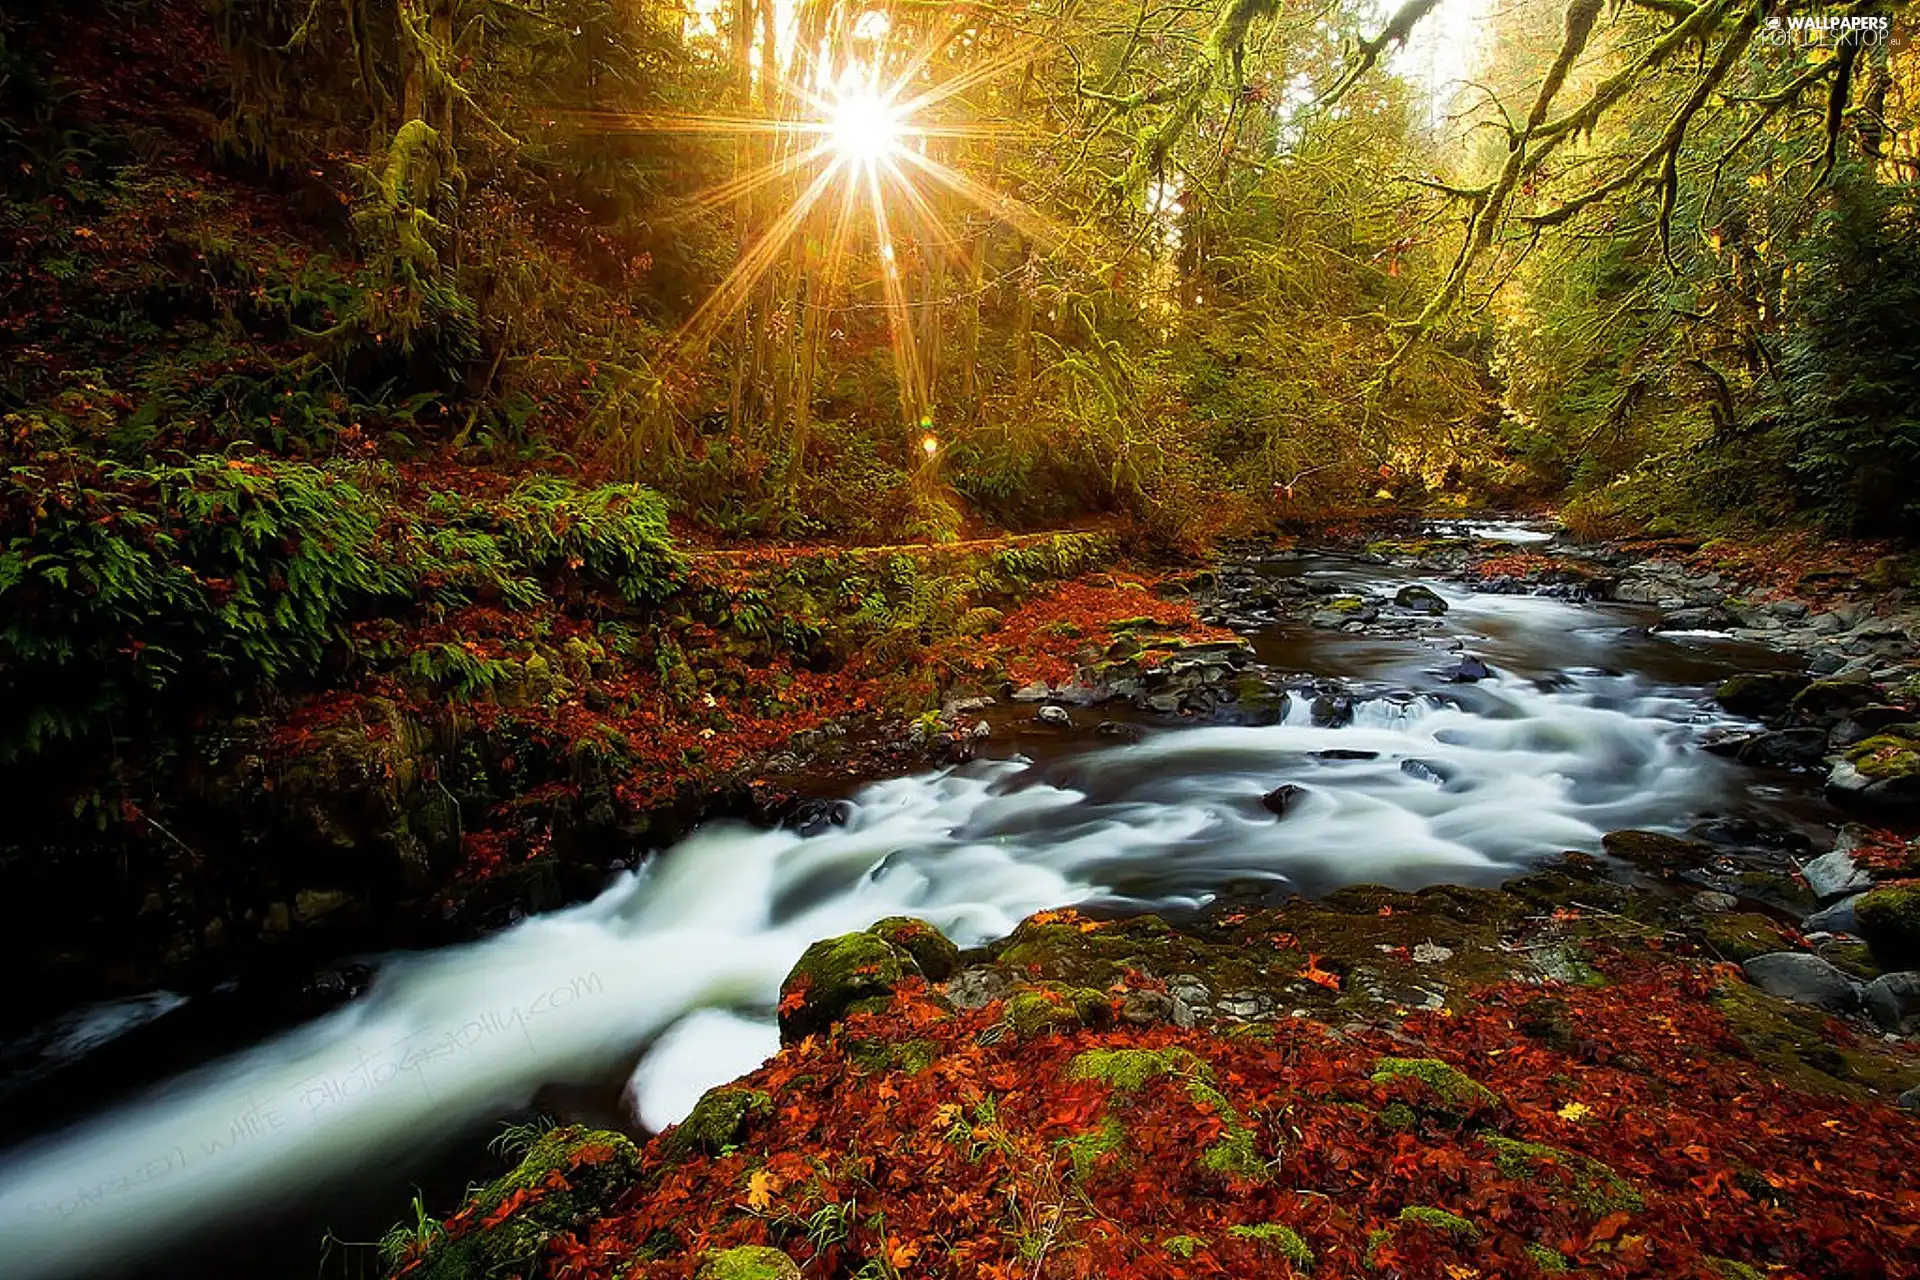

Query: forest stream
[{"left": 0, "top": 525, "right": 1844, "bottom": 1280}]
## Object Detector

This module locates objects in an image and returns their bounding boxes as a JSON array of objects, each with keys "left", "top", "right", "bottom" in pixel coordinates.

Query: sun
[{"left": 825, "top": 81, "right": 906, "bottom": 167}]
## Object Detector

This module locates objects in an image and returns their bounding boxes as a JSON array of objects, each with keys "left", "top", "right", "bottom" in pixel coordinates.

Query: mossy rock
[
  {"left": 1791, "top": 676, "right": 1879, "bottom": 720},
  {"left": 1003, "top": 984, "right": 1111, "bottom": 1038},
  {"left": 1711, "top": 980, "right": 1914, "bottom": 1098},
  {"left": 847, "top": 1036, "right": 940, "bottom": 1074},
  {"left": 663, "top": 1085, "right": 772, "bottom": 1158},
  {"left": 866, "top": 916, "right": 960, "bottom": 981},
  {"left": 1601, "top": 829, "right": 1715, "bottom": 874},
  {"left": 1524, "top": 1242, "right": 1572, "bottom": 1273},
  {"left": 1228, "top": 1222, "right": 1314, "bottom": 1268},
  {"left": 1479, "top": 1134, "right": 1642, "bottom": 1219},
  {"left": 1068, "top": 1045, "right": 1211, "bottom": 1090},
  {"left": 1856, "top": 885, "right": 1920, "bottom": 968},
  {"left": 1326, "top": 595, "right": 1368, "bottom": 613},
  {"left": 696, "top": 1245, "right": 803, "bottom": 1279},
  {"left": 1699, "top": 912, "right": 1793, "bottom": 964},
  {"left": 777, "top": 931, "right": 917, "bottom": 1044},
  {"left": 1370, "top": 1056, "right": 1501, "bottom": 1116},
  {"left": 1397, "top": 1205, "right": 1480, "bottom": 1240},
  {"left": 1714, "top": 671, "right": 1809, "bottom": 718},
  {"left": 1705, "top": 1259, "right": 1767, "bottom": 1280},
  {"left": 398, "top": 1126, "right": 641, "bottom": 1279},
  {"left": 1844, "top": 735, "right": 1920, "bottom": 782}
]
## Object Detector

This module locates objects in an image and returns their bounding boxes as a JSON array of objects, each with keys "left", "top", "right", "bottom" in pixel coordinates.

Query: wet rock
[
  {"left": 1768, "top": 599, "right": 1811, "bottom": 620},
  {"left": 1146, "top": 693, "right": 1181, "bottom": 713},
  {"left": 1789, "top": 675, "right": 1879, "bottom": 722},
  {"left": 1900, "top": 1085, "right": 1920, "bottom": 1112},
  {"left": 1313, "top": 748, "right": 1379, "bottom": 761},
  {"left": 1311, "top": 692, "right": 1354, "bottom": 727},
  {"left": 778, "top": 929, "right": 918, "bottom": 1044},
  {"left": 1862, "top": 971, "right": 1920, "bottom": 1034},
  {"left": 1692, "top": 891, "right": 1740, "bottom": 914},
  {"left": 1399, "top": 758, "right": 1456, "bottom": 786},
  {"left": 1831, "top": 705, "right": 1915, "bottom": 748},
  {"left": 1411, "top": 942, "right": 1454, "bottom": 965},
  {"left": 1801, "top": 842, "right": 1873, "bottom": 901},
  {"left": 1827, "top": 735, "right": 1920, "bottom": 806},
  {"left": 1261, "top": 784, "right": 1307, "bottom": 816},
  {"left": 1856, "top": 886, "right": 1920, "bottom": 968},
  {"left": 1440, "top": 655, "right": 1494, "bottom": 683},
  {"left": 1714, "top": 671, "right": 1809, "bottom": 718},
  {"left": 1169, "top": 975, "right": 1213, "bottom": 1029},
  {"left": 1733, "top": 728, "right": 1829, "bottom": 770},
  {"left": 1035, "top": 704, "right": 1072, "bottom": 727},
  {"left": 1602, "top": 830, "right": 1715, "bottom": 874},
  {"left": 1394, "top": 584, "right": 1449, "bottom": 615},
  {"left": 1807, "top": 650, "right": 1847, "bottom": 676},
  {"left": 668, "top": 1085, "right": 774, "bottom": 1158},
  {"left": 1801, "top": 896, "right": 1861, "bottom": 935},
  {"left": 1094, "top": 720, "right": 1139, "bottom": 741},
  {"left": 786, "top": 798, "right": 852, "bottom": 838},
  {"left": 1741, "top": 952, "right": 1862, "bottom": 1013},
  {"left": 1655, "top": 605, "right": 1734, "bottom": 632},
  {"left": 293, "top": 888, "right": 356, "bottom": 924},
  {"left": 1009, "top": 680, "right": 1051, "bottom": 702},
  {"left": 1216, "top": 990, "right": 1273, "bottom": 1020}
]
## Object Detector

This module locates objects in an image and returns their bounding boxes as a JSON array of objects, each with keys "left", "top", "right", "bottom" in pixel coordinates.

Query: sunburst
[{"left": 586, "top": 18, "right": 1066, "bottom": 430}]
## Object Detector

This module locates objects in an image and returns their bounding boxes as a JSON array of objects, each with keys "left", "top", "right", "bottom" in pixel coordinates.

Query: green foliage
[
  {"left": 0, "top": 453, "right": 678, "bottom": 756},
  {"left": 1396, "top": 1205, "right": 1480, "bottom": 1240},
  {"left": 1228, "top": 1222, "right": 1314, "bottom": 1267}
]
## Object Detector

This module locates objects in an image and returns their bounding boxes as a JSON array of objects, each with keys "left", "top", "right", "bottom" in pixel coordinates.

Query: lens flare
[{"left": 827, "top": 82, "right": 905, "bottom": 167}]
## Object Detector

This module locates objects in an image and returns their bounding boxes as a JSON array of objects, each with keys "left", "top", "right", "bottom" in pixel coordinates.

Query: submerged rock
[
  {"left": 1260, "top": 784, "right": 1307, "bottom": 816},
  {"left": 1441, "top": 655, "right": 1494, "bottom": 683},
  {"left": 1394, "top": 583, "right": 1449, "bottom": 615}
]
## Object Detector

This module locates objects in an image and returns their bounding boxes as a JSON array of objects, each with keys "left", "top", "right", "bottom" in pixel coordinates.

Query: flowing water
[{"left": 0, "top": 537, "right": 1831, "bottom": 1279}]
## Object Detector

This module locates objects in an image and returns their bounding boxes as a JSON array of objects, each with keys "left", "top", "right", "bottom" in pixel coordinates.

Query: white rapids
[{"left": 0, "top": 608, "right": 1752, "bottom": 1279}]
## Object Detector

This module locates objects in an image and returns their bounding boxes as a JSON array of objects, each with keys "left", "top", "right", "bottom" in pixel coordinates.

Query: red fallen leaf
[
  {"left": 1585, "top": 1210, "right": 1631, "bottom": 1245},
  {"left": 1300, "top": 954, "right": 1341, "bottom": 991}
]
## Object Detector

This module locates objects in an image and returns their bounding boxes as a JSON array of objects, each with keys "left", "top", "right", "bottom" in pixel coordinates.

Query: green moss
[
  {"left": 867, "top": 917, "right": 960, "bottom": 990},
  {"left": 1479, "top": 1134, "right": 1643, "bottom": 1218},
  {"left": 1378, "top": 1101, "right": 1418, "bottom": 1130},
  {"left": 1162, "top": 1234, "right": 1206, "bottom": 1259},
  {"left": 399, "top": 1126, "right": 641, "bottom": 1279},
  {"left": 1003, "top": 985, "right": 1109, "bottom": 1038},
  {"left": 1397, "top": 1206, "right": 1480, "bottom": 1240},
  {"left": 1855, "top": 886, "right": 1920, "bottom": 968},
  {"left": 1229, "top": 1222, "right": 1314, "bottom": 1267},
  {"left": 1370, "top": 1056, "right": 1500, "bottom": 1113},
  {"left": 664, "top": 1086, "right": 772, "bottom": 1158},
  {"left": 1712, "top": 979, "right": 1913, "bottom": 1098},
  {"left": 1700, "top": 912, "right": 1792, "bottom": 964},
  {"left": 1845, "top": 734, "right": 1920, "bottom": 781},
  {"left": 1060, "top": 1115, "right": 1128, "bottom": 1180},
  {"left": 1524, "top": 1242, "right": 1571, "bottom": 1273},
  {"left": 1326, "top": 595, "right": 1368, "bottom": 613},
  {"left": 777, "top": 930, "right": 915, "bottom": 1043},
  {"left": 1068, "top": 1046, "right": 1209, "bottom": 1089},
  {"left": 695, "top": 1244, "right": 802, "bottom": 1279},
  {"left": 847, "top": 1037, "right": 940, "bottom": 1075},
  {"left": 1363, "top": 1228, "right": 1392, "bottom": 1269},
  {"left": 1704, "top": 1259, "right": 1767, "bottom": 1280}
]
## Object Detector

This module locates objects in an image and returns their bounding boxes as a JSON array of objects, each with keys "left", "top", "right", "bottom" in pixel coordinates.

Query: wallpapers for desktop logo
[{"left": 1761, "top": 13, "right": 1894, "bottom": 44}]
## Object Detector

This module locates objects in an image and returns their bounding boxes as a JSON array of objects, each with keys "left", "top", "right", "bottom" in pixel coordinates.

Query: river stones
[
  {"left": 779, "top": 927, "right": 927, "bottom": 1044},
  {"left": 1261, "top": 784, "right": 1307, "bottom": 816},
  {"left": 1801, "top": 842, "right": 1873, "bottom": 900},
  {"left": 1601, "top": 830, "right": 1715, "bottom": 875},
  {"left": 1741, "top": 952, "right": 1862, "bottom": 1013},
  {"left": 1863, "top": 971, "right": 1920, "bottom": 1034},
  {"left": 1733, "top": 728, "right": 1828, "bottom": 769},
  {"left": 1827, "top": 734, "right": 1920, "bottom": 805},
  {"left": 1440, "top": 655, "right": 1493, "bottom": 683},
  {"left": 1035, "top": 704, "right": 1072, "bottom": 726},
  {"left": 1856, "top": 886, "right": 1920, "bottom": 968},
  {"left": 868, "top": 916, "right": 961, "bottom": 981},
  {"left": 1394, "top": 584, "right": 1449, "bottom": 615}
]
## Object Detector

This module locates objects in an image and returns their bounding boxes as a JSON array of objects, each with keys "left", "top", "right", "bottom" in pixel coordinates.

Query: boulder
[
  {"left": 1740, "top": 952, "right": 1861, "bottom": 1013},
  {"left": 1790, "top": 675, "right": 1879, "bottom": 721},
  {"left": 778, "top": 929, "right": 919, "bottom": 1044},
  {"left": 1800, "top": 842, "right": 1873, "bottom": 901},
  {"left": 1692, "top": 891, "right": 1739, "bottom": 914},
  {"left": 1856, "top": 886, "right": 1920, "bottom": 969},
  {"left": 697, "top": 1247, "right": 803, "bottom": 1280},
  {"left": 1601, "top": 830, "right": 1715, "bottom": 874},
  {"left": 1827, "top": 735, "right": 1920, "bottom": 806},
  {"left": 1441, "top": 655, "right": 1494, "bottom": 683},
  {"left": 1310, "top": 692, "right": 1354, "bottom": 727},
  {"left": 1830, "top": 705, "right": 1914, "bottom": 748},
  {"left": 1733, "top": 728, "right": 1828, "bottom": 770},
  {"left": 1714, "top": 671, "right": 1810, "bottom": 719},
  {"left": 1862, "top": 971, "right": 1920, "bottom": 1034},
  {"left": 1035, "top": 704, "right": 1072, "bottom": 727},
  {"left": 1801, "top": 895, "right": 1862, "bottom": 936},
  {"left": 867, "top": 916, "right": 961, "bottom": 981},
  {"left": 1394, "top": 584, "right": 1450, "bottom": 615},
  {"left": 1261, "top": 784, "right": 1307, "bottom": 817}
]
